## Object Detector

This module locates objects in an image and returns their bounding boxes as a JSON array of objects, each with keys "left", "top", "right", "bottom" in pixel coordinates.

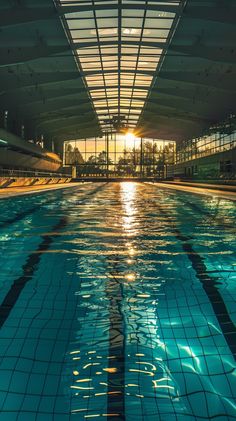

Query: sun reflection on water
[
  {"left": 121, "top": 182, "right": 138, "bottom": 236},
  {"left": 121, "top": 182, "right": 139, "bottom": 284}
]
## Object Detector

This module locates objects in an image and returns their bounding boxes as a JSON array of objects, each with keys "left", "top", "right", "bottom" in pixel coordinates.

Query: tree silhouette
[{"left": 65, "top": 140, "right": 174, "bottom": 178}]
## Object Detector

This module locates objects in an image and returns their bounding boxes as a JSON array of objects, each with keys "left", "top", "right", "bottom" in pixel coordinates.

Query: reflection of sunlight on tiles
[
  {"left": 179, "top": 345, "right": 201, "bottom": 371},
  {"left": 103, "top": 367, "right": 118, "bottom": 373},
  {"left": 129, "top": 369, "right": 155, "bottom": 376}
]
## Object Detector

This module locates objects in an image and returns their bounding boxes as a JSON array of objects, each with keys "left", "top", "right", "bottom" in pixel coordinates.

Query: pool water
[{"left": 0, "top": 182, "right": 235, "bottom": 420}]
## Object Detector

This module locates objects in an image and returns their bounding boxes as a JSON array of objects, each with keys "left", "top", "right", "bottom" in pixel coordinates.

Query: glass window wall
[
  {"left": 64, "top": 134, "right": 175, "bottom": 178},
  {"left": 176, "top": 115, "right": 236, "bottom": 164}
]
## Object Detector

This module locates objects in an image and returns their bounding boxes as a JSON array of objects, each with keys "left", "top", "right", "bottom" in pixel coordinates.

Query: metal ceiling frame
[{"left": 57, "top": 0, "right": 184, "bottom": 133}]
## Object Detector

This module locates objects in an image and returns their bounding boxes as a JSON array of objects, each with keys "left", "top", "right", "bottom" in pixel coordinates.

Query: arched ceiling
[{"left": 0, "top": 0, "right": 236, "bottom": 145}]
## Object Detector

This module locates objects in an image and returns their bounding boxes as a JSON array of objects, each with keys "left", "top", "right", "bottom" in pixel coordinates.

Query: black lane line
[
  {"left": 150, "top": 182, "right": 236, "bottom": 230},
  {"left": 0, "top": 185, "right": 85, "bottom": 229},
  {"left": 0, "top": 183, "right": 107, "bottom": 329},
  {"left": 0, "top": 201, "right": 54, "bottom": 229},
  {"left": 180, "top": 240, "right": 236, "bottom": 359},
  {"left": 106, "top": 255, "right": 126, "bottom": 420},
  {"left": 0, "top": 216, "right": 67, "bottom": 328},
  {"left": 144, "top": 188, "right": 236, "bottom": 360},
  {"left": 163, "top": 209, "right": 236, "bottom": 359},
  {"left": 177, "top": 198, "right": 236, "bottom": 230}
]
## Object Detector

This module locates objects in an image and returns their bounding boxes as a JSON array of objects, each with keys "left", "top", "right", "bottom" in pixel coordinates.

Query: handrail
[{"left": 0, "top": 168, "right": 71, "bottom": 178}]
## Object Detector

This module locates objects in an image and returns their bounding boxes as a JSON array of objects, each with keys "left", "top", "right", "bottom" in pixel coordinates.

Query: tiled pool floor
[{"left": 0, "top": 182, "right": 235, "bottom": 420}]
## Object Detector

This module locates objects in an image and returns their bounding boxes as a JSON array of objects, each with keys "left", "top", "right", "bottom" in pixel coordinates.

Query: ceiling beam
[
  {"left": 52, "top": 131, "right": 102, "bottom": 142},
  {"left": 4, "top": 90, "right": 160, "bottom": 109},
  {"left": 170, "top": 45, "right": 236, "bottom": 64},
  {"left": 158, "top": 71, "right": 236, "bottom": 92},
  {"left": 0, "top": 40, "right": 166, "bottom": 67},
  {"left": 83, "top": 69, "right": 155, "bottom": 77},
  {"left": 46, "top": 119, "right": 100, "bottom": 135},
  {"left": 20, "top": 97, "right": 94, "bottom": 115},
  {"left": 143, "top": 102, "right": 210, "bottom": 120},
  {"left": 149, "top": 86, "right": 218, "bottom": 103},
  {"left": 36, "top": 113, "right": 97, "bottom": 130},
  {"left": 59, "top": 4, "right": 179, "bottom": 15},
  {"left": 137, "top": 114, "right": 205, "bottom": 132},
  {"left": 0, "top": 72, "right": 81, "bottom": 93},
  {"left": 0, "top": 46, "right": 70, "bottom": 67},
  {"left": 138, "top": 107, "right": 211, "bottom": 125},
  {"left": 72, "top": 40, "right": 167, "bottom": 50},
  {"left": 30, "top": 106, "right": 98, "bottom": 123},
  {"left": 0, "top": 88, "right": 89, "bottom": 107}
]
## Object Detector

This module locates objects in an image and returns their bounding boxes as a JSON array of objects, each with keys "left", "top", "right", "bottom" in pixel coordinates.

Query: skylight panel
[{"left": 59, "top": 0, "right": 182, "bottom": 133}]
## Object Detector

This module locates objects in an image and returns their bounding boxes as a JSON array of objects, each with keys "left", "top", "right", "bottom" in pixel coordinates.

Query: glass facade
[
  {"left": 64, "top": 134, "right": 175, "bottom": 177},
  {"left": 176, "top": 115, "right": 236, "bottom": 164}
]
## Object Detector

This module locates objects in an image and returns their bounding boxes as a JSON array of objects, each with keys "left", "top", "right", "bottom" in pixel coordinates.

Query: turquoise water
[{"left": 0, "top": 182, "right": 235, "bottom": 420}]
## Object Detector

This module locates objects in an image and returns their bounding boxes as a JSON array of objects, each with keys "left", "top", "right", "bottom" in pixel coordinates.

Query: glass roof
[{"left": 59, "top": 0, "right": 182, "bottom": 133}]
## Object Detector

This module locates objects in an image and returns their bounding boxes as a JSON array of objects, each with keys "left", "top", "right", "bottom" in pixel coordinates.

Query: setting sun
[{"left": 125, "top": 132, "right": 136, "bottom": 147}]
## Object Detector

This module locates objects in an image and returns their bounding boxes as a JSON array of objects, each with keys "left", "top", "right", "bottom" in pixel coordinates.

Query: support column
[
  {"left": 106, "top": 132, "right": 109, "bottom": 179},
  {"left": 140, "top": 137, "right": 143, "bottom": 178},
  {"left": 163, "top": 143, "right": 166, "bottom": 179},
  {"left": 72, "top": 166, "right": 77, "bottom": 178},
  {"left": 54, "top": 141, "right": 64, "bottom": 160}
]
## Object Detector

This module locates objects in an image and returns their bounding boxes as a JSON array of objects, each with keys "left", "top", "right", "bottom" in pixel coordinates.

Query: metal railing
[{"left": 0, "top": 168, "right": 71, "bottom": 179}]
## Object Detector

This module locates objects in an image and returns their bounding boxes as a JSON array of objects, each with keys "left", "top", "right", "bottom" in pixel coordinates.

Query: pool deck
[
  {"left": 161, "top": 180, "right": 236, "bottom": 192},
  {"left": 0, "top": 180, "right": 236, "bottom": 201},
  {"left": 0, "top": 182, "right": 89, "bottom": 199},
  {"left": 149, "top": 181, "right": 236, "bottom": 201}
]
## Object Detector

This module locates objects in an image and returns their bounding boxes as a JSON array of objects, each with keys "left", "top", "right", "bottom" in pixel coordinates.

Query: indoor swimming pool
[{"left": 0, "top": 182, "right": 235, "bottom": 420}]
